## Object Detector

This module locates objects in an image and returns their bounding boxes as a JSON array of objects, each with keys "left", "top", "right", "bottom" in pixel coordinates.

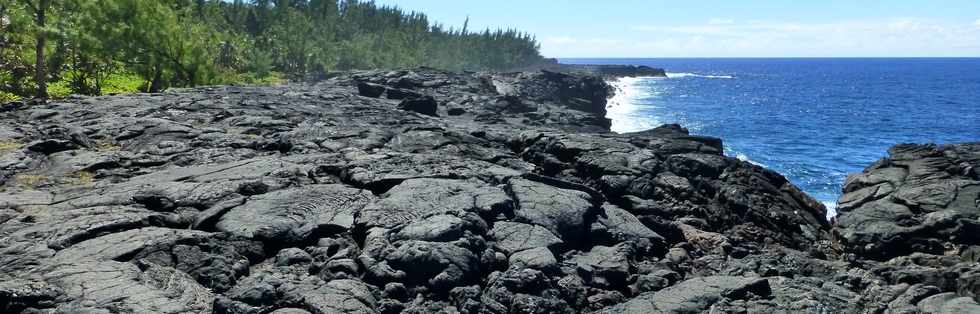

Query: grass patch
[
  {"left": 68, "top": 171, "right": 95, "bottom": 186},
  {"left": 47, "top": 80, "right": 74, "bottom": 98},
  {"left": 250, "top": 72, "right": 287, "bottom": 86},
  {"left": 101, "top": 73, "right": 145, "bottom": 94},
  {"left": 95, "top": 140, "right": 122, "bottom": 152},
  {"left": 13, "top": 171, "right": 95, "bottom": 188},
  {"left": 0, "top": 140, "right": 23, "bottom": 153},
  {"left": 7, "top": 70, "right": 281, "bottom": 101},
  {"left": 14, "top": 174, "right": 48, "bottom": 188},
  {"left": 16, "top": 204, "right": 52, "bottom": 216},
  {"left": 227, "top": 71, "right": 287, "bottom": 86},
  {"left": 49, "top": 72, "right": 146, "bottom": 98}
]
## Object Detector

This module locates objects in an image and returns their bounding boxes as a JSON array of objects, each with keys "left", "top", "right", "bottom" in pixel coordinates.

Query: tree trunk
[
  {"left": 149, "top": 65, "right": 163, "bottom": 93},
  {"left": 33, "top": 0, "right": 49, "bottom": 99}
]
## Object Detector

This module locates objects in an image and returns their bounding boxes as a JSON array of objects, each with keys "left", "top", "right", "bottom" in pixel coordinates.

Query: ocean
[{"left": 561, "top": 58, "right": 980, "bottom": 217}]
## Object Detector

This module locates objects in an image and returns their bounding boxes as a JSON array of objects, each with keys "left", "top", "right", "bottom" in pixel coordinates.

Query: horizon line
[{"left": 554, "top": 56, "right": 980, "bottom": 59}]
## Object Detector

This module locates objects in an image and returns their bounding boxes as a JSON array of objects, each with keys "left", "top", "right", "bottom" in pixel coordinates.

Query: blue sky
[{"left": 373, "top": 0, "right": 980, "bottom": 57}]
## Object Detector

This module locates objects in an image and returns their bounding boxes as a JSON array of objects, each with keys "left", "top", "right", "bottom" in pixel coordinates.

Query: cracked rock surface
[
  {"left": 1, "top": 68, "right": 978, "bottom": 313},
  {"left": 836, "top": 143, "right": 980, "bottom": 261}
]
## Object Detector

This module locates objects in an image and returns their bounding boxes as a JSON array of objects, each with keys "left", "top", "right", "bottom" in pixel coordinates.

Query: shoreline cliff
[{"left": 0, "top": 68, "right": 977, "bottom": 313}]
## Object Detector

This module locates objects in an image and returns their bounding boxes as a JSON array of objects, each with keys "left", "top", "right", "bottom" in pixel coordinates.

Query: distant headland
[{"left": 518, "top": 58, "right": 668, "bottom": 78}]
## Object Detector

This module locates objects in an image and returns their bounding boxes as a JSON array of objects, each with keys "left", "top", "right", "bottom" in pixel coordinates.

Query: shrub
[
  {"left": 250, "top": 72, "right": 286, "bottom": 86},
  {"left": 0, "top": 91, "right": 20, "bottom": 103},
  {"left": 48, "top": 80, "right": 73, "bottom": 98},
  {"left": 101, "top": 73, "right": 145, "bottom": 94}
]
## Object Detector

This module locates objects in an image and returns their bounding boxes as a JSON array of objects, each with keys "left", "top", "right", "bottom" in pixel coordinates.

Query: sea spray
[
  {"left": 606, "top": 76, "right": 664, "bottom": 133},
  {"left": 666, "top": 72, "right": 735, "bottom": 79}
]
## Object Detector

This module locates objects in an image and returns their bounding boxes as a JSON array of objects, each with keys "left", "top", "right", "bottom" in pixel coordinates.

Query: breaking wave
[
  {"left": 605, "top": 77, "right": 664, "bottom": 133},
  {"left": 666, "top": 72, "right": 735, "bottom": 79}
]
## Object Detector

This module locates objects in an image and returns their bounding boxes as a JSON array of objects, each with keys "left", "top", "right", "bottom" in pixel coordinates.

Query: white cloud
[
  {"left": 708, "top": 18, "right": 735, "bottom": 25},
  {"left": 543, "top": 36, "right": 621, "bottom": 46},
  {"left": 974, "top": 19, "right": 980, "bottom": 27},
  {"left": 888, "top": 19, "right": 922, "bottom": 31},
  {"left": 543, "top": 18, "right": 980, "bottom": 57},
  {"left": 543, "top": 36, "right": 578, "bottom": 44},
  {"left": 631, "top": 25, "right": 745, "bottom": 36}
]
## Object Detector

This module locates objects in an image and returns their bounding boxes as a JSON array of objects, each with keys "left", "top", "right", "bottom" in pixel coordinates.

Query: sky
[{"left": 372, "top": 0, "right": 980, "bottom": 58}]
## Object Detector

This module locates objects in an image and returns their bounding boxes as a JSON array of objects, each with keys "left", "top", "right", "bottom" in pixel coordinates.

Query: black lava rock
[
  {"left": 397, "top": 96, "right": 438, "bottom": 116},
  {"left": 356, "top": 81, "right": 386, "bottom": 98},
  {"left": 0, "top": 68, "right": 976, "bottom": 314}
]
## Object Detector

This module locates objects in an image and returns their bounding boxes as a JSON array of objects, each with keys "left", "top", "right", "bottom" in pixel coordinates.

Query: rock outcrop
[
  {"left": 519, "top": 58, "right": 668, "bottom": 78},
  {"left": 836, "top": 143, "right": 980, "bottom": 261},
  {"left": 0, "top": 68, "right": 978, "bottom": 313}
]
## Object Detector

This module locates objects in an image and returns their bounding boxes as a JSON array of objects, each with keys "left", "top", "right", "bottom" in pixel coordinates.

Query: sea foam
[
  {"left": 735, "top": 152, "right": 768, "bottom": 168},
  {"left": 823, "top": 201, "right": 839, "bottom": 219},
  {"left": 606, "top": 77, "right": 664, "bottom": 133},
  {"left": 666, "top": 72, "right": 735, "bottom": 79}
]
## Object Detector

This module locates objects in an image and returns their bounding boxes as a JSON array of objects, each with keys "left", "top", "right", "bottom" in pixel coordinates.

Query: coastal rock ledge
[{"left": 0, "top": 68, "right": 977, "bottom": 313}]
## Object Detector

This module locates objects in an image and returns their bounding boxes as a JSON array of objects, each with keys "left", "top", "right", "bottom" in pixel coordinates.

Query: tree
[
  {"left": 1, "top": 0, "right": 547, "bottom": 99},
  {"left": 83, "top": 0, "right": 222, "bottom": 91},
  {"left": 0, "top": 3, "right": 34, "bottom": 96},
  {"left": 17, "top": 0, "right": 50, "bottom": 99}
]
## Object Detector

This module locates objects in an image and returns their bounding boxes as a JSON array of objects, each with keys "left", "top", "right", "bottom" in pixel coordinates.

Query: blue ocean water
[{"left": 561, "top": 58, "right": 980, "bottom": 216}]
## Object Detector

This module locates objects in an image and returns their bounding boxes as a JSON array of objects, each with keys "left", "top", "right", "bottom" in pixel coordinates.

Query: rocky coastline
[
  {"left": 0, "top": 68, "right": 977, "bottom": 313},
  {"left": 515, "top": 59, "right": 668, "bottom": 78}
]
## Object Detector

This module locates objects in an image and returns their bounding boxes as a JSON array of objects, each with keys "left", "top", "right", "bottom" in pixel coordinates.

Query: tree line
[{"left": 0, "top": 0, "right": 545, "bottom": 101}]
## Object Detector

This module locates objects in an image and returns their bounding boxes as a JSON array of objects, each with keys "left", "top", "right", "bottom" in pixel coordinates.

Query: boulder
[
  {"left": 489, "top": 221, "right": 562, "bottom": 255},
  {"left": 591, "top": 204, "right": 665, "bottom": 252},
  {"left": 569, "top": 244, "right": 633, "bottom": 289},
  {"left": 356, "top": 81, "right": 386, "bottom": 98},
  {"left": 391, "top": 214, "right": 471, "bottom": 242},
  {"left": 275, "top": 248, "right": 313, "bottom": 266},
  {"left": 379, "top": 240, "right": 480, "bottom": 292},
  {"left": 508, "top": 178, "right": 597, "bottom": 243},
  {"left": 508, "top": 247, "right": 558, "bottom": 271}
]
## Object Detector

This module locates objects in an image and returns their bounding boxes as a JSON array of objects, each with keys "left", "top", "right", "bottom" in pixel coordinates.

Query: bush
[
  {"left": 48, "top": 80, "right": 73, "bottom": 98},
  {"left": 217, "top": 71, "right": 287, "bottom": 86},
  {"left": 0, "top": 91, "right": 20, "bottom": 103},
  {"left": 101, "top": 73, "right": 145, "bottom": 94},
  {"left": 250, "top": 72, "right": 286, "bottom": 86},
  {"left": 50, "top": 71, "right": 145, "bottom": 97}
]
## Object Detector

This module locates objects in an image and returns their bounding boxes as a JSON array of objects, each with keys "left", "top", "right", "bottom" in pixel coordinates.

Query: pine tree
[
  {"left": 17, "top": 0, "right": 51, "bottom": 99},
  {"left": 1, "top": 0, "right": 546, "bottom": 99}
]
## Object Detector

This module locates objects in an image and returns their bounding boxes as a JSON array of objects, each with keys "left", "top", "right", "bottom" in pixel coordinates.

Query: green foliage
[
  {"left": 248, "top": 72, "right": 286, "bottom": 86},
  {"left": 1, "top": 1, "right": 41, "bottom": 97},
  {"left": 0, "top": 91, "right": 21, "bottom": 103},
  {"left": 47, "top": 79, "right": 71, "bottom": 98},
  {"left": 0, "top": 0, "right": 544, "bottom": 99},
  {"left": 98, "top": 73, "right": 145, "bottom": 94}
]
